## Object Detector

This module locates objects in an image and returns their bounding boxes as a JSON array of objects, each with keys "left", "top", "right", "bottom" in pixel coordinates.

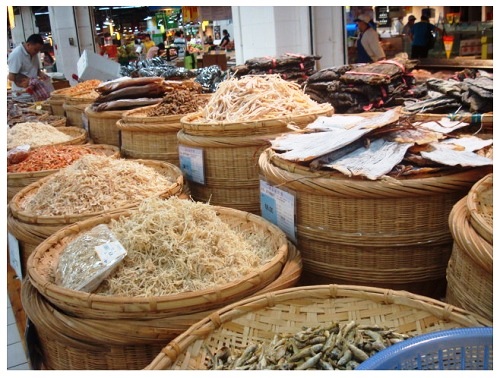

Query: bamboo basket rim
[
  {"left": 400, "top": 109, "right": 493, "bottom": 124},
  {"left": 259, "top": 148, "right": 492, "bottom": 199},
  {"left": 9, "top": 159, "right": 183, "bottom": 225},
  {"left": 180, "top": 104, "right": 334, "bottom": 136},
  {"left": 117, "top": 115, "right": 182, "bottom": 133},
  {"left": 22, "top": 242, "right": 300, "bottom": 346},
  {"left": 449, "top": 197, "right": 493, "bottom": 274},
  {"left": 27, "top": 204, "right": 289, "bottom": 319},
  {"left": 7, "top": 144, "right": 120, "bottom": 180},
  {"left": 145, "top": 284, "right": 493, "bottom": 370},
  {"left": 466, "top": 173, "right": 493, "bottom": 244}
]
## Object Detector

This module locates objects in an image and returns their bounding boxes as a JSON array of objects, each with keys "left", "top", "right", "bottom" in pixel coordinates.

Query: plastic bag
[
  {"left": 55, "top": 224, "right": 127, "bottom": 292},
  {"left": 7, "top": 144, "right": 30, "bottom": 165}
]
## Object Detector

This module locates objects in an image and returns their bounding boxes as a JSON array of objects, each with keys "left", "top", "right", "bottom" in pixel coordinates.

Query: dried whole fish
[{"left": 206, "top": 321, "right": 410, "bottom": 370}]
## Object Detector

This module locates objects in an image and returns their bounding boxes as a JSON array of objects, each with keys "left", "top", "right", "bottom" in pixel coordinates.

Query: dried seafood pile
[
  {"left": 52, "top": 79, "right": 102, "bottom": 97},
  {"left": 206, "top": 321, "right": 410, "bottom": 370},
  {"left": 91, "top": 76, "right": 168, "bottom": 112},
  {"left": 303, "top": 55, "right": 422, "bottom": 113},
  {"left": 404, "top": 71, "right": 493, "bottom": 114},
  {"left": 269, "top": 108, "right": 493, "bottom": 180},
  {"left": 146, "top": 80, "right": 209, "bottom": 116},
  {"left": 190, "top": 74, "right": 332, "bottom": 123},
  {"left": 231, "top": 53, "right": 321, "bottom": 84},
  {"left": 7, "top": 122, "right": 72, "bottom": 150}
]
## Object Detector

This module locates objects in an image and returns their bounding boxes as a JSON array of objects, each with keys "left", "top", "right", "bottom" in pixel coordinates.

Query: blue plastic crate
[{"left": 356, "top": 327, "right": 493, "bottom": 370}]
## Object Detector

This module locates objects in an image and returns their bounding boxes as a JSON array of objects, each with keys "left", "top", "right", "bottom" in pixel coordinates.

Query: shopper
[
  {"left": 410, "top": 15, "right": 440, "bottom": 59},
  {"left": 219, "top": 29, "right": 231, "bottom": 49},
  {"left": 141, "top": 34, "right": 156, "bottom": 56},
  {"left": 354, "top": 14, "right": 386, "bottom": 63},
  {"left": 13, "top": 73, "right": 51, "bottom": 102},
  {"left": 8, "top": 33, "right": 51, "bottom": 102},
  {"left": 402, "top": 15, "right": 416, "bottom": 56},
  {"left": 172, "top": 30, "right": 186, "bottom": 59}
]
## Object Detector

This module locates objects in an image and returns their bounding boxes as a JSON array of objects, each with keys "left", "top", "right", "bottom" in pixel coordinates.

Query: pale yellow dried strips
[
  {"left": 194, "top": 74, "right": 331, "bottom": 123},
  {"left": 7, "top": 121, "right": 72, "bottom": 149},
  {"left": 96, "top": 196, "right": 277, "bottom": 297},
  {"left": 21, "top": 155, "right": 174, "bottom": 216}
]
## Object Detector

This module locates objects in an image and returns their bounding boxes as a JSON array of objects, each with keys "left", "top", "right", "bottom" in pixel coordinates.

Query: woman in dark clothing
[{"left": 219, "top": 29, "right": 230, "bottom": 49}]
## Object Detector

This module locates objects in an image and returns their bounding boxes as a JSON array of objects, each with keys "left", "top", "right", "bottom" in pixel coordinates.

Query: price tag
[
  {"left": 8, "top": 233, "right": 23, "bottom": 279},
  {"left": 95, "top": 241, "right": 127, "bottom": 265},
  {"left": 260, "top": 179, "right": 296, "bottom": 242},
  {"left": 179, "top": 145, "right": 205, "bottom": 184}
]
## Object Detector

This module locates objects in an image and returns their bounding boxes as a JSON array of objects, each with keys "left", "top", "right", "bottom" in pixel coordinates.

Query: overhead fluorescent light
[
  {"left": 98, "top": 7, "right": 110, "bottom": 10},
  {"left": 34, "top": 12, "right": 49, "bottom": 15},
  {"left": 144, "top": 16, "right": 152, "bottom": 21}
]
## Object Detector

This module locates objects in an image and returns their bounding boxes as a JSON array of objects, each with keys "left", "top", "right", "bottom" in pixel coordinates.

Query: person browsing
[
  {"left": 354, "top": 14, "right": 386, "bottom": 63},
  {"left": 219, "top": 29, "right": 231, "bottom": 49},
  {"left": 410, "top": 15, "right": 441, "bottom": 59},
  {"left": 8, "top": 33, "right": 51, "bottom": 102}
]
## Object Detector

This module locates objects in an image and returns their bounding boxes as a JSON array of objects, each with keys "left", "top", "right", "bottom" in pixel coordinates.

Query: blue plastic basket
[{"left": 356, "top": 327, "right": 493, "bottom": 370}]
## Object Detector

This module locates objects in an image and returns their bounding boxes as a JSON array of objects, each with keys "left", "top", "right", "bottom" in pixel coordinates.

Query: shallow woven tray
[
  {"left": 27, "top": 204, "right": 289, "bottom": 319},
  {"left": 466, "top": 173, "right": 493, "bottom": 244},
  {"left": 258, "top": 148, "right": 492, "bottom": 298},
  {"left": 21, "top": 242, "right": 300, "bottom": 370},
  {"left": 84, "top": 106, "right": 124, "bottom": 146},
  {"left": 446, "top": 197, "right": 492, "bottom": 321},
  {"left": 180, "top": 104, "right": 334, "bottom": 137},
  {"left": 401, "top": 110, "right": 493, "bottom": 130},
  {"left": 145, "top": 284, "right": 492, "bottom": 370},
  {"left": 7, "top": 144, "right": 120, "bottom": 203},
  {"left": 7, "top": 126, "right": 87, "bottom": 152}
]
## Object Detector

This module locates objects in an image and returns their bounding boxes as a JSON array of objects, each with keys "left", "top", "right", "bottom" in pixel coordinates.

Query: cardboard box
[{"left": 77, "top": 50, "right": 121, "bottom": 81}]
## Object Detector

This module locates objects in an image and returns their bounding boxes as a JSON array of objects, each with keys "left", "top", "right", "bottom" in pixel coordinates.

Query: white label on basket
[
  {"left": 260, "top": 179, "right": 296, "bottom": 242},
  {"left": 95, "top": 241, "right": 127, "bottom": 265},
  {"left": 8, "top": 233, "right": 23, "bottom": 279},
  {"left": 81, "top": 112, "right": 89, "bottom": 133},
  {"left": 178, "top": 145, "right": 205, "bottom": 184}
]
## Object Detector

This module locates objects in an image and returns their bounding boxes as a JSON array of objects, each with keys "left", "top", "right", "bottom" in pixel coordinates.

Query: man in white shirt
[{"left": 8, "top": 34, "right": 50, "bottom": 102}]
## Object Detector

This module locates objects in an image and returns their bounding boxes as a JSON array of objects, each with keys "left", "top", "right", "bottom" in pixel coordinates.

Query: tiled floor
[{"left": 7, "top": 295, "right": 30, "bottom": 370}]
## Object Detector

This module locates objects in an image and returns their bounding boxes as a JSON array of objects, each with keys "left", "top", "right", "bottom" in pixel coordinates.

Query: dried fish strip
[
  {"left": 272, "top": 108, "right": 401, "bottom": 162},
  {"left": 416, "top": 118, "right": 469, "bottom": 134},
  {"left": 421, "top": 143, "right": 493, "bottom": 167},
  {"left": 95, "top": 197, "right": 276, "bottom": 297},
  {"left": 192, "top": 74, "right": 331, "bottom": 123},
  {"left": 206, "top": 321, "right": 410, "bottom": 370},
  {"left": 323, "top": 138, "right": 414, "bottom": 180},
  {"left": 440, "top": 136, "right": 493, "bottom": 152},
  {"left": 21, "top": 155, "right": 173, "bottom": 216}
]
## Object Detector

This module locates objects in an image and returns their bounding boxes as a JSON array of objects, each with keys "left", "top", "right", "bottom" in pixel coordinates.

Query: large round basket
[
  {"left": 446, "top": 196, "right": 493, "bottom": 321},
  {"left": 7, "top": 144, "right": 120, "bottom": 203},
  {"left": 47, "top": 89, "right": 67, "bottom": 116},
  {"left": 27, "top": 204, "right": 289, "bottom": 320},
  {"left": 117, "top": 105, "right": 184, "bottom": 165},
  {"left": 7, "top": 126, "right": 87, "bottom": 152},
  {"left": 259, "top": 148, "right": 492, "bottom": 299},
  {"left": 178, "top": 105, "right": 333, "bottom": 214},
  {"left": 21, "top": 242, "right": 300, "bottom": 370},
  {"left": 84, "top": 106, "right": 124, "bottom": 147},
  {"left": 145, "top": 284, "right": 492, "bottom": 370},
  {"left": 63, "top": 90, "right": 99, "bottom": 127},
  {"left": 8, "top": 159, "right": 183, "bottom": 276}
]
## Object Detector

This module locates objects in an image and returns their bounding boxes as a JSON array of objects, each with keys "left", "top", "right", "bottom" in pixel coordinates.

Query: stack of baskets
[
  {"left": 446, "top": 173, "right": 493, "bottom": 321},
  {"left": 259, "top": 148, "right": 492, "bottom": 299},
  {"left": 22, "top": 203, "right": 302, "bottom": 369},
  {"left": 179, "top": 106, "right": 333, "bottom": 214},
  {"left": 63, "top": 90, "right": 99, "bottom": 127},
  {"left": 84, "top": 106, "right": 124, "bottom": 146},
  {"left": 7, "top": 159, "right": 183, "bottom": 276},
  {"left": 145, "top": 285, "right": 492, "bottom": 370},
  {"left": 47, "top": 88, "right": 68, "bottom": 117}
]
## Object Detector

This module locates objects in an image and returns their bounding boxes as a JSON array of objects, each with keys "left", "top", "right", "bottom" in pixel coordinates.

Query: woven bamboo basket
[
  {"left": 38, "top": 114, "right": 67, "bottom": 127},
  {"left": 27, "top": 204, "right": 289, "bottom": 319},
  {"left": 84, "top": 106, "right": 124, "bottom": 146},
  {"left": 63, "top": 90, "right": 99, "bottom": 127},
  {"left": 21, "top": 242, "right": 300, "bottom": 370},
  {"left": 117, "top": 105, "right": 183, "bottom": 165},
  {"left": 259, "top": 148, "right": 492, "bottom": 299},
  {"left": 7, "top": 144, "right": 120, "bottom": 203},
  {"left": 466, "top": 173, "right": 492, "bottom": 244},
  {"left": 178, "top": 105, "right": 333, "bottom": 214},
  {"left": 47, "top": 89, "right": 68, "bottom": 116},
  {"left": 145, "top": 284, "right": 492, "bottom": 370},
  {"left": 7, "top": 126, "right": 87, "bottom": 152},
  {"left": 8, "top": 159, "right": 183, "bottom": 276},
  {"left": 446, "top": 196, "right": 493, "bottom": 321}
]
